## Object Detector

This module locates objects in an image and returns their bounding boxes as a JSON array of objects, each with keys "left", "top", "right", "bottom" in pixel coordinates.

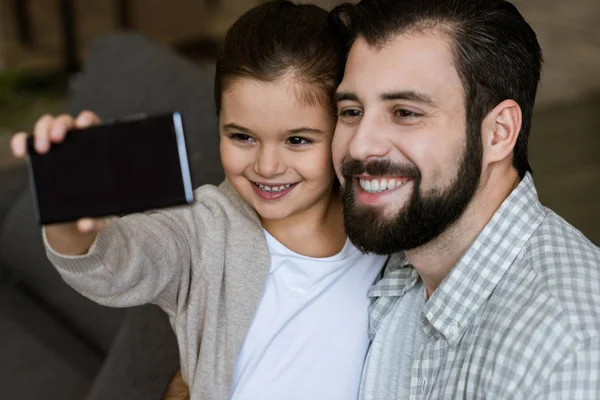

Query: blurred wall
[
  {"left": 1, "top": 0, "right": 599, "bottom": 107},
  {"left": 513, "top": 0, "right": 600, "bottom": 107},
  {"left": 0, "top": 0, "right": 218, "bottom": 70}
]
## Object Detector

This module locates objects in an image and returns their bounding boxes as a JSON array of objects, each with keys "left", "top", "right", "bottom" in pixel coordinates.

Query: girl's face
[{"left": 219, "top": 76, "right": 336, "bottom": 223}]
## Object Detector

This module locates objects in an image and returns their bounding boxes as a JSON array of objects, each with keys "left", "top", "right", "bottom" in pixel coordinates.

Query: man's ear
[{"left": 480, "top": 99, "right": 522, "bottom": 166}]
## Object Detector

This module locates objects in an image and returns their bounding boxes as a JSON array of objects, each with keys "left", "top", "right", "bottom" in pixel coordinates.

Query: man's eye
[
  {"left": 287, "top": 136, "right": 311, "bottom": 146},
  {"left": 338, "top": 108, "right": 363, "bottom": 118},
  {"left": 231, "top": 133, "right": 255, "bottom": 143},
  {"left": 394, "top": 109, "right": 420, "bottom": 118}
]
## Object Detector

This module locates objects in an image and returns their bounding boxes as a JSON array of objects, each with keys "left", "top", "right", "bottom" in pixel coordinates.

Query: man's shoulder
[
  {"left": 496, "top": 206, "right": 600, "bottom": 340},
  {"left": 527, "top": 206, "right": 599, "bottom": 265},
  {"left": 471, "top": 214, "right": 599, "bottom": 395},
  {"left": 525, "top": 207, "right": 599, "bottom": 303}
]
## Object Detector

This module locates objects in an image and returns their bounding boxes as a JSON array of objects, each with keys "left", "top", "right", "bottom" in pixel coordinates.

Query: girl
[{"left": 11, "top": 1, "right": 386, "bottom": 399}]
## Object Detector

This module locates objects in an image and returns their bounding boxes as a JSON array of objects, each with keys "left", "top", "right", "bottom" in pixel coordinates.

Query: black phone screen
[{"left": 27, "top": 112, "right": 195, "bottom": 225}]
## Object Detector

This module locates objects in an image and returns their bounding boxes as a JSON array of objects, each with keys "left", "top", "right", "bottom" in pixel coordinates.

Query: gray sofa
[{"left": 0, "top": 33, "right": 224, "bottom": 399}]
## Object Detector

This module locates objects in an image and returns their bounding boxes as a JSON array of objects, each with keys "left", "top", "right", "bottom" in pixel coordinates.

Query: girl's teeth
[
  {"left": 359, "top": 178, "right": 405, "bottom": 193},
  {"left": 256, "top": 183, "right": 292, "bottom": 192}
]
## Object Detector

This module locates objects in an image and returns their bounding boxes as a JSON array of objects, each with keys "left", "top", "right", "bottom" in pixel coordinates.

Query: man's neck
[{"left": 406, "top": 168, "right": 521, "bottom": 298}]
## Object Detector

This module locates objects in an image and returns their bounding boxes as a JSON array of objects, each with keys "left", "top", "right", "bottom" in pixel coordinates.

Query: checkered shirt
[{"left": 366, "top": 173, "right": 600, "bottom": 399}]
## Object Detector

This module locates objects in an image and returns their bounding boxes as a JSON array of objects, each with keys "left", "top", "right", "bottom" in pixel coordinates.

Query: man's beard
[{"left": 341, "top": 132, "right": 482, "bottom": 255}]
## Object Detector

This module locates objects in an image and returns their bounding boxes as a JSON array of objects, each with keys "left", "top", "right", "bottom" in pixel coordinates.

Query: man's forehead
[
  {"left": 349, "top": 29, "right": 454, "bottom": 57},
  {"left": 338, "top": 33, "right": 460, "bottom": 100}
]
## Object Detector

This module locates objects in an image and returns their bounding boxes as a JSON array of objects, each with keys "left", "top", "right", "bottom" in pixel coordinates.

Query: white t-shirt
[{"left": 229, "top": 231, "right": 387, "bottom": 400}]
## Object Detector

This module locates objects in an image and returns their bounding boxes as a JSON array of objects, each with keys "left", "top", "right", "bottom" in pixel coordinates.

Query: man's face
[{"left": 333, "top": 33, "right": 482, "bottom": 254}]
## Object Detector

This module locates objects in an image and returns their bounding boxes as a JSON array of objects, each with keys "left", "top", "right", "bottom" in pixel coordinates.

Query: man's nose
[{"left": 347, "top": 113, "right": 390, "bottom": 162}]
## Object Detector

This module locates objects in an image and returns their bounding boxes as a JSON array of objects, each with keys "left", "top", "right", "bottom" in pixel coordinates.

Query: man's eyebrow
[
  {"left": 334, "top": 91, "right": 359, "bottom": 103},
  {"left": 380, "top": 91, "right": 437, "bottom": 107},
  {"left": 334, "top": 90, "right": 437, "bottom": 107}
]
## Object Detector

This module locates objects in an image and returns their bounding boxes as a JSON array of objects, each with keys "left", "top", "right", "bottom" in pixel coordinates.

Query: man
[{"left": 329, "top": 0, "right": 600, "bottom": 398}]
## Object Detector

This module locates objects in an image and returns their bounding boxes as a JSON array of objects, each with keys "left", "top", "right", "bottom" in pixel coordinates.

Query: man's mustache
[{"left": 341, "top": 159, "right": 421, "bottom": 180}]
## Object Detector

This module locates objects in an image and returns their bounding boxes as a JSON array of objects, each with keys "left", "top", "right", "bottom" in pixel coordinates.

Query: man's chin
[{"left": 343, "top": 208, "right": 400, "bottom": 254}]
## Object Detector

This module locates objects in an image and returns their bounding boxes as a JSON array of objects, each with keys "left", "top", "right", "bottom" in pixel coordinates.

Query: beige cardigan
[{"left": 45, "top": 181, "right": 271, "bottom": 400}]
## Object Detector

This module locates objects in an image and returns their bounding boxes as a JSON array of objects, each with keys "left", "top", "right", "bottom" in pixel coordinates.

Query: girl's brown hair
[{"left": 214, "top": 0, "right": 344, "bottom": 115}]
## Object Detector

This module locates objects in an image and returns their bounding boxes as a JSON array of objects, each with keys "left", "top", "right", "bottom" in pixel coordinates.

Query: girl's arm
[{"left": 44, "top": 204, "right": 203, "bottom": 313}]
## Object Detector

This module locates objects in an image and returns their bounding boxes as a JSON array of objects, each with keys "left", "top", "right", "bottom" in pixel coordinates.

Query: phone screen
[{"left": 27, "top": 112, "right": 194, "bottom": 225}]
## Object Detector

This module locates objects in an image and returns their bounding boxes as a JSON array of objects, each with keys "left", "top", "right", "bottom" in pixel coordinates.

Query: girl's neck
[{"left": 261, "top": 190, "right": 346, "bottom": 258}]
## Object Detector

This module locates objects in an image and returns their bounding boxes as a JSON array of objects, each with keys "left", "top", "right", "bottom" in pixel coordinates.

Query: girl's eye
[
  {"left": 230, "top": 133, "right": 255, "bottom": 143},
  {"left": 286, "top": 136, "right": 311, "bottom": 146}
]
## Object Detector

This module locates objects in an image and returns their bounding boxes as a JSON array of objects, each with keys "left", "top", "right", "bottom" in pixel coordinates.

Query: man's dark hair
[
  {"left": 329, "top": 0, "right": 543, "bottom": 177},
  {"left": 214, "top": 0, "right": 344, "bottom": 115}
]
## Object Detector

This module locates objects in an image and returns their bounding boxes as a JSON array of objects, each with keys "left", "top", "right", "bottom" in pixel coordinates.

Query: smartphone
[{"left": 26, "top": 112, "right": 195, "bottom": 225}]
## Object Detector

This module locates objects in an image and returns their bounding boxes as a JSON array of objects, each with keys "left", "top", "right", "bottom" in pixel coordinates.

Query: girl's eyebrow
[
  {"left": 287, "top": 127, "right": 325, "bottom": 135},
  {"left": 223, "top": 123, "right": 325, "bottom": 135},
  {"left": 222, "top": 123, "right": 253, "bottom": 133}
]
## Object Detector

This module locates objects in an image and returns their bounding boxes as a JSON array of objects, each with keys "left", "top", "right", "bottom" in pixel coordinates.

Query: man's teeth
[
  {"left": 359, "top": 178, "right": 405, "bottom": 193},
  {"left": 255, "top": 183, "right": 293, "bottom": 192}
]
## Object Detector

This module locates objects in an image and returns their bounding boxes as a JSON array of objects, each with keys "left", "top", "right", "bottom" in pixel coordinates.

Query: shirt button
[
  {"left": 449, "top": 323, "right": 459, "bottom": 335},
  {"left": 421, "top": 378, "right": 428, "bottom": 392}
]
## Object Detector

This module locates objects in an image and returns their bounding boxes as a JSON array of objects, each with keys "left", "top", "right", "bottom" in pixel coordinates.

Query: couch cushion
[
  {"left": 0, "top": 166, "right": 29, "bottom": 283},
  {"left": 0, "top": 189, "right": 126, "bottom": 353},
  {"left": 0, "top": 166, "right": 28, "bottom": 230},
  {"left": 0, "top": 283, "right": 101, "bottom": 399},
  {"left": 86, "top": 305, "right": 180, "bottom": 400},
  {"left": 68, "top": 32, "right": 224, "bottom": 189}
]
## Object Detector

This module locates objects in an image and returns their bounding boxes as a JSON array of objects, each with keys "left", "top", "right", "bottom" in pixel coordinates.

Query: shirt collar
[
  {"left": 367, "top": 252, "right": 416, "bottom": 338},
  {"left": 368, "top": 173, "right": 546, "bottom": 345},
  {"left": 368, "top": 252, "right": 417, "bottom": 298}
]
